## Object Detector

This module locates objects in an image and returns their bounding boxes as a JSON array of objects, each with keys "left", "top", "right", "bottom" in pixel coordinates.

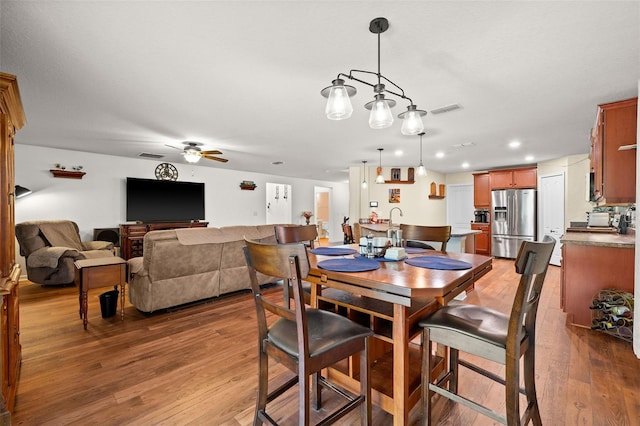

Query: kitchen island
[
  {"left": 358, "top": 223, "right": 480, "bottom": 253},
  {"left": 560, "top": 229, "right": 635, "bottom": 328}
]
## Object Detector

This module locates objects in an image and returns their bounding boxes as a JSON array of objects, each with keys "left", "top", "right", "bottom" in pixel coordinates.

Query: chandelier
[{"left": 321, "top": 17, "right": 427, "bottom": 135}]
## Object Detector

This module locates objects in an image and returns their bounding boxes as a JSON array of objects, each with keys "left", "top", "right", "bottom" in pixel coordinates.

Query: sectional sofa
[{"left": 127, "top": 225, "right": 282, "bottom": 312}]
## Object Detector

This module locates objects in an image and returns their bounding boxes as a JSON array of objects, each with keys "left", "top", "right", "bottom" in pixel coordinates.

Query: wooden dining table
[{"left": 305, "top": 246, "right": 492, "bottom": 426}]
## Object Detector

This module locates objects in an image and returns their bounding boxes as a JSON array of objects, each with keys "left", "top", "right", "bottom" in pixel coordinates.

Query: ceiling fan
[{"left": 166, "top": 141, "right": 228, "bottom": 164}]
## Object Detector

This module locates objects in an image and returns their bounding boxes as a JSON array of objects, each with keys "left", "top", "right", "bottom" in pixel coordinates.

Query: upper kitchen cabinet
[
  {"left": 591, "top": 97, "right": 637, "bottom": 205},
  {"left": 489, "top": 167, "right": 537, "bottom": 190},
  {"left": 473, "top": 172, "right": 491, "bottom": 208}
]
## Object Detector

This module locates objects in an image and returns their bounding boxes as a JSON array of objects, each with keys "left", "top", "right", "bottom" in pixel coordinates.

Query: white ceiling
[{"left": 2, "top": 1, "right": 639, "bottom": 182}]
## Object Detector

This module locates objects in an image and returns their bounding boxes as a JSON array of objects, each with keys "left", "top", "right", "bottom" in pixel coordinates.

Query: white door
[
  {"left": 266, "top": 183, "right": 292, "bottom": 224},
  {"left": 446, "top": 184, "right": 474, "bottom": 230},
  {"left": 539, "top": 173, "right": 565, "bottom": 266}
]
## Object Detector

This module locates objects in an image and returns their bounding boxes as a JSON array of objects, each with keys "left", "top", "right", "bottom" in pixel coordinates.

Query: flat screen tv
[{"left": 126, "top": 177, "right": 205, "bottom": 223}]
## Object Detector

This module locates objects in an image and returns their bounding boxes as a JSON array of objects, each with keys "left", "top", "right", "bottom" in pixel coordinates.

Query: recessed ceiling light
[
  {"left": 435, "top": 152, "right": 445, "bottom": 158},
  {"left": 461, "top": 162, "right": 470, "bottom": 169},
  {"left": 394, "top": 150, "right": 403, "bottom": 156},
  {"left": 271, "top": 161, "right": 284, "bottom": 165},
  {"left": 509, "top": 140, "right": 521, "bottom": 148},
  {"left": 525, "top": 155, "right": 534, "bottom": 161}
]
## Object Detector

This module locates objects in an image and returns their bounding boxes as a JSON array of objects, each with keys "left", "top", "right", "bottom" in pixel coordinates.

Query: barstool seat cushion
[{"left": 270, "top": 309, "right": 373, "bottom": 358}]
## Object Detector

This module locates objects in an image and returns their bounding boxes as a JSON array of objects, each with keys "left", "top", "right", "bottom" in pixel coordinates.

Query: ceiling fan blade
[
  {"left": 202, "top": 154, "right": 228, "bottom": 163},
  {"left": 200, "top": 150, "right": 223, "bottom": 155},
  {"left": 165, "top": 144, "right": 183, "bottom": 151}
]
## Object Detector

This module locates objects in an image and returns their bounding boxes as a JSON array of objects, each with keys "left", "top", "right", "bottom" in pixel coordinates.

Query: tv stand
[{"left": 120, "top": 221, "right": 209, "bottom": 260}]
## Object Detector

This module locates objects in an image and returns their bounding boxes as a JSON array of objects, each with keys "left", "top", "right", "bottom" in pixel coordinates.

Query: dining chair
[
  {"left": 274, "top": 224, "right": 318, "bottom": 248},
  {"left": 342, "top": 223, "right": 355, "bottom": 244},
  {"left": 273, "top": 224, "right": 319, "bottom": 304},
  {"left": 243, "top": 239, "right": 373, "bottom": 426},
  {"left": 419, "top": 235, "right": 555, "bottom": 425},
  {"left": 399, "top": 224, "right": 452, "bottom": 253}
]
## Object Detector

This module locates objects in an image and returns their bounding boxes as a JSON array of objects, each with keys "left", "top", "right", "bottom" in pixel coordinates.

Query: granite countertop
[
  {"left": 358, "top": 223, "right": 480, "bottom": 237},
  {"left": 560, "top": 229, "right": 636, "bottom": 248}
]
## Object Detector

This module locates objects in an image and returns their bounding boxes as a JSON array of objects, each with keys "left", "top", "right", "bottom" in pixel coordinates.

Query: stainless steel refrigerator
[{"left": 491, "top": 189, "right": 536, "bottom": 259}]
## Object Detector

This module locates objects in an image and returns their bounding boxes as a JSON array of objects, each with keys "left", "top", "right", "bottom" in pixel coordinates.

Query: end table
[{"left": 74, "top": 257, "right": 127, "bottom": 330}]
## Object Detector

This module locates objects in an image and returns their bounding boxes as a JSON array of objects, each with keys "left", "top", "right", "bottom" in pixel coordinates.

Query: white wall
[
  {"left": 348, "top": 165, "right": 447, "bottom": 226},
  {"left": 14, "top": 144, "right": 349, "bottom": 270}
]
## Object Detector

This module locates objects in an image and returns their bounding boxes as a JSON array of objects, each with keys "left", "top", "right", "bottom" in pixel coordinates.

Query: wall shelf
[
  {"left": 428, "top": 195, "right": 445, "bottom": 200},
  {"left": 240, "top": 181, "right": 257, "bottom": 190},
  {"left": 383, "top": 180, "right": 415, "bottom": 185},
  {"left": 50, "top": 170, "right": 86, "bottom": 179}
]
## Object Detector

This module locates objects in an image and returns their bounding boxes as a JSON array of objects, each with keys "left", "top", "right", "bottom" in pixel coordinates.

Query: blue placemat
[
  {"left": 310, "top": 247, "right": 358, "bottom": 256},
  {"left": 405, "top": 256, "right": 473, "bottom": 270},
  {"left": 404, "top": 247, "right": 428, "bottom": 254},
  {"left": 317, "top": 257, "right": 381, "bottom": 272}
]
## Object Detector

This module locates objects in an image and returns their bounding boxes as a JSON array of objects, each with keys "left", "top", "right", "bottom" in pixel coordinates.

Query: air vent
[
  {"left": 430, "top": 103, "right": 461, "bottom": 115},
  {"left": 138, "top": 152, "right": 165, "bottom": 159}
]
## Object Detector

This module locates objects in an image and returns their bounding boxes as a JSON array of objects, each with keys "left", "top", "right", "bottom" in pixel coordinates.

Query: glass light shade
[
  {"left": 184, "top": 151, "right": 201, "bottom": 163},
  {"left": 375, "top": 166, "right": 385, "bottom": 184},
  {"left": 361, "top": 180, "right": 368, "bottom": 189},
  {"left": 368, "top": 97, "right": 393, "bottom": 129},
  {"left": 325, "top": 85, "right": 354, "bottom": 120},
  {"left": 401, "top": 109, "right": 424, "bottom": 135},
  {"left": 417, "top": 163, "right": 427, "bottom": 176}
]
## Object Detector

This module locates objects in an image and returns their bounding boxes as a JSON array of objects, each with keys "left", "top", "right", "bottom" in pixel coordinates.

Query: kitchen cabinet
[
  {"left": 473, "top": 173, "right": 491, "bottom": 208},
  {"left": 590, "top": 97, "right": 637, "bottom": 204},
  {"left": 471, "top": 223, "right": 491, "bottom": 255},
  {"left": 560, "top": 231, "right": 635, "bottom": 327},
  {"left": 489, "top": 167, "right": 537, "bottom": 189}
]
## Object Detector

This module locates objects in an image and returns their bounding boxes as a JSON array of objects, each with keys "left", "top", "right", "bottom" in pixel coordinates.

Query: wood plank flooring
[{"left": 12, "top": 258, "right": 640, "bottom": 425}]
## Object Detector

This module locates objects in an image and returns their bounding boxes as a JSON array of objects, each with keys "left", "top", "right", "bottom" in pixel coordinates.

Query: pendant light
[
  {"left": 361, "top": 160, "right": 368, "bottom": 188},
  {"left": 321, "top": 17, "right": 426, "bottom": 134},
  {"left": 417, "top": 132, "right": 427, "bottom": 176},
  {"left": 375, "top": 148, "right": 385, "bottom": 184}
]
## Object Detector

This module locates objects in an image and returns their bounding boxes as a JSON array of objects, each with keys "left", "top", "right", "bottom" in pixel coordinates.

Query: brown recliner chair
[{"left": 15, "top": 220, "right": 114, "bottom": 285}]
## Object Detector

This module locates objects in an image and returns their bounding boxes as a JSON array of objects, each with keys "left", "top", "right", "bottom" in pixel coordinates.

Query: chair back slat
[
  {"left": 399, "top": 224, "right": 451, "bottom": 252},
  {"left": 274, "top": 224, "right": 318, "bottom": 248},
  {"left": 508, "top": 235, "right": 556, "bottom": 350}
]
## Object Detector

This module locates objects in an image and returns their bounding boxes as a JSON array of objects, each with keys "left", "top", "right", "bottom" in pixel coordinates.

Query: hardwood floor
[{"left": 12, "top": 258, "right": 640, "bottom": 425}]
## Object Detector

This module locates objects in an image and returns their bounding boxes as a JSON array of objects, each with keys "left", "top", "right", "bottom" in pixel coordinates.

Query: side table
[{"left": 74, "top": 257, "right": 127, "bottom": 330}]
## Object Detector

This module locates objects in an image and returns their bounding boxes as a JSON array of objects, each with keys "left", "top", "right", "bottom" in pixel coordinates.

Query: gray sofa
[
  {"left": 15, "top": 220, "right": 114, "bottom": 285},
  {"left": 127, "top": 225, "right": 282, "bottom": 312}
]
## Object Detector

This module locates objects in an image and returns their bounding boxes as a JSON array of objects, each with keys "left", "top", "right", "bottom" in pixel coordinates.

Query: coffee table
[{"left": 74, "top": 257, "right": 127, "bottom": 330}]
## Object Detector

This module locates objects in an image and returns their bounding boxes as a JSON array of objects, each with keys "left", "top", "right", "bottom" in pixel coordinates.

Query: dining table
[{"left": 305, "top": 245, "right": 492, "bottom": 426}]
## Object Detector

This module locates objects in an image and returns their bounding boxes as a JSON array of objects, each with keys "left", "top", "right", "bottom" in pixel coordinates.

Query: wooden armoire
[{"left": 0, "top": 72, "right": 26, "bottom": 422}]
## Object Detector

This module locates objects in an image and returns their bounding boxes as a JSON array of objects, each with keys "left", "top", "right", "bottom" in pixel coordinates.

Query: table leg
[
  {"left": 82, "top": 290, "right": 88, "bottom": 330},
  {"left": 120, "top": 282, "right": 126, "bottom": 321},
  {"left": 392, "top": 303, "right": 409, "bottom": 426}
]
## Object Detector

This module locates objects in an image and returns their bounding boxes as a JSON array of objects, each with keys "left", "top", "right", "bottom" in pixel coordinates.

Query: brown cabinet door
[
  {"left": 489, "top": 170, "right": 513, "bottom": 189},
  {"left": 473, "top": 173, "right": 491, "bottom": 208},
  {"left": 471, "top": 224, "right": 490, "bottom": 255},
  {"left": 600, "top": 98, "right": 637, "bottom": 204},
  {"left": 512, "top": 167, "right": 537, "bottom": 188}
]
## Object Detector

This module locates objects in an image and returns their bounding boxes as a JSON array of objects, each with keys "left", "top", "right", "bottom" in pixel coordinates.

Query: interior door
[
  {"left": 446, "top": 184, "right": 474, "bottom": 230},
  {"left": 265, "top": 183, "right": 292, "bottom": 224},
  {"left": 539, "top": 173, "right": 565, "bottom": 266}
]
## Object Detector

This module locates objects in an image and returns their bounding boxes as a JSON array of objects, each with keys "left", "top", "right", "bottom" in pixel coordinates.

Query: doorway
[
  {"left": 539, "top": 173, "right": 565, "bottom": 266},
  {"left": 314, "top": 186, "right": 331, "bottom": 241},
  {"left": 265, "top": 183, "right": 292, "bottom": 224}
]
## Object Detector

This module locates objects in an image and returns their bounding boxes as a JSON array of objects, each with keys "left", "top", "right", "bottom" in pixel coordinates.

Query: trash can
[{"left": 99, "top": 287, "right": 119, "bottom": 318}]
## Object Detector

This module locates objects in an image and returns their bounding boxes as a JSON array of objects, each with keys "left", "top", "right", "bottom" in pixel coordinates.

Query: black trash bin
[{"left": 99, "top": 287, "right": 119, "bottom": 318}]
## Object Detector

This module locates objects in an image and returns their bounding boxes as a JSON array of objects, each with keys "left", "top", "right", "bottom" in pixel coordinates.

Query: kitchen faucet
[{"left": 389, "top": 207, "right": 403, "bottom": 229}]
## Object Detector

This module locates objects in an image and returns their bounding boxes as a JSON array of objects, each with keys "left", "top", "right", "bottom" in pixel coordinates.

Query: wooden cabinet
[
  {"left": 561, "top": 237, "right": 635, "bottom": 327},
  {"left": 590, "top": 97, "right": 637, "bottom": 204},
  {"left": 471, "top": 223, "right": 491, "bottom": 256},
  {"left": 0, "top": 72, "right": 25, "bottom": 420},
  {"left": 489, "top": 167, "right": 537, "bottom": 189},
  {"left": 472, "top": 173, "right": 491, "bottom": 208},
  {"left": 120, "top": 221, "right": 209, "bottom": 260}
]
